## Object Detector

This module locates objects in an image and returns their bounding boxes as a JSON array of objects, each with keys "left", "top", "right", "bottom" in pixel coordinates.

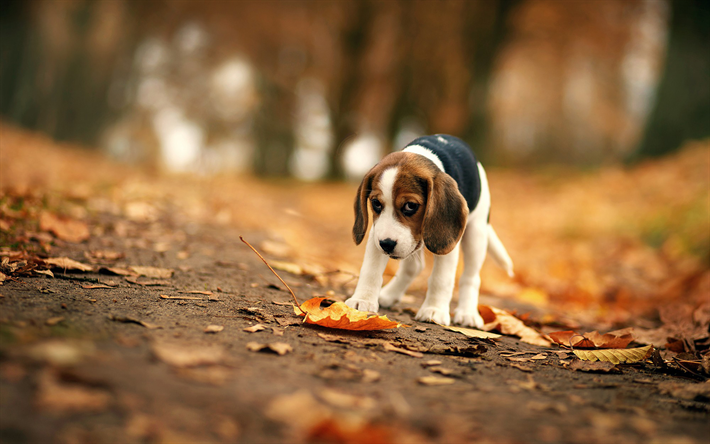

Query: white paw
[
  {"left": 453, "top": 309, "right": 485, "bottom": 329},
  {"left": 344, "top": 297, "right": 379, "bottom": 313},
  {"left": 415, "top": 306, "right": 451, "bottom": 325}
]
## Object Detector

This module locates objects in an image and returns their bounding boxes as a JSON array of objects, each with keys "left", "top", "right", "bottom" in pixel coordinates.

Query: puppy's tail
[{"left": 487, "top": 225, "right": 514, "bottom": 278}]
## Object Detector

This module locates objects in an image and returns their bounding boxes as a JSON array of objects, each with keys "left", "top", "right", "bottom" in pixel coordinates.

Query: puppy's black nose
[{"left": 379, "top": 238, "right": 397, "bottom": 254}]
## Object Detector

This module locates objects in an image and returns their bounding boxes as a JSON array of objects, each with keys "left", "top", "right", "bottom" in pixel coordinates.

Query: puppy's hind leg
[
  {"left": 379, "top": 249, "right": 424, "bottom": 307},
  {"left": 453, "top": 221, "right": 488, "bottom": 329}
]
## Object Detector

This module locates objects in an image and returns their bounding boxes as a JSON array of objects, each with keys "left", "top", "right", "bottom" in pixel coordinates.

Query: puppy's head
[{"left": 353, "top": 152, "right": 468, "bottom": 258}]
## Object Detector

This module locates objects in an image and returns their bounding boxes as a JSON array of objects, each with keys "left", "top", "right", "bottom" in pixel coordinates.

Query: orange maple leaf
[{"left": 294, "top": 297, "right": 403, "bottom": 330}]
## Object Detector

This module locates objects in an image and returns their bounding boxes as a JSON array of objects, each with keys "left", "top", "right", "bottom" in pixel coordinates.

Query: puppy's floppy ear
[
  {"left": 422, "top": 172, "right": 468, "bottom": 255},
  {"left": 352, "top": 170, "right": 376, "bottom": 245}
]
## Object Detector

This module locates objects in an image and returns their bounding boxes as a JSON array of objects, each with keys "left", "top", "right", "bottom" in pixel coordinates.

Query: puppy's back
[{"left": 403, "top": 135, "right": 482, "bottom": 212}]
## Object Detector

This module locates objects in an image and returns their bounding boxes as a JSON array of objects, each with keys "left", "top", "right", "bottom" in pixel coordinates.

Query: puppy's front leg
[
  {"left": 379, "top": 249, "right": 424, "bottom": 308},
  {"left": 415, "top": 243, "right": 460, "bottom": 325},
  {"left": 345, "top": 231, "right": 389, "bottom": 313}
]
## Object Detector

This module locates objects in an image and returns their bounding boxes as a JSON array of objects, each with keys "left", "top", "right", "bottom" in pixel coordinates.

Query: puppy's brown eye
[
  {"left": 402, "top": 202, "right": 419, "bottom": 216},
  {"left": 371, "top": 198, "right": 383, "bottom": 214}
]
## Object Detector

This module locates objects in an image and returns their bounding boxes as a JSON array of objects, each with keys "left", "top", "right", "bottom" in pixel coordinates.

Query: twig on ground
[{"left": 239, "top": 236, "right": 305, "bottom": 315}]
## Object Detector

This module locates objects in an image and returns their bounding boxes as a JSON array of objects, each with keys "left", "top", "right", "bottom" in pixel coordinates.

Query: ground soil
[{"left": 0, "top": 126, "right": 708, "bottom": 443}]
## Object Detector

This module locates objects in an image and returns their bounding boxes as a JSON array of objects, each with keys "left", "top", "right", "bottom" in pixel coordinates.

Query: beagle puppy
[{"left": 344, "top": 134, "right": 514, "bottom": 328}]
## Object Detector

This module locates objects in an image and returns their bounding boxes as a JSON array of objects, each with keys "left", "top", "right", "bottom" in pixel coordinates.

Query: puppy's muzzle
[{"left": 379, "top": 238, "right": 397, "bottom": 255}]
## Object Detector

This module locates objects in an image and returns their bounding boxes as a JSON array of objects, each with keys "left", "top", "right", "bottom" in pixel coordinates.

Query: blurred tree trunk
[
  {"left": 329, "top": 0, "right": 374, "bottom": 179},
  {"left": 462, "top": 0, "right": 520, "bottom": 162},
  {"left": 634, "top": 0, "right": 710, "bottom": 158},
  {"left": 253, "top": 77, "right": 295, "bottom": 177}
]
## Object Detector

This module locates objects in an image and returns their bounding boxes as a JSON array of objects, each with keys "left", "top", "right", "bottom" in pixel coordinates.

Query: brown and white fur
[{"left": 344, "top": 136, "right": 513, "bottom": 328}]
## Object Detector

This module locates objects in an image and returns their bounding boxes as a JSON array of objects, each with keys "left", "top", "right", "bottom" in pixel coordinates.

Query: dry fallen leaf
[
  {"left": 45, "top": 316, "right": 65, "bottom": 326},
  {"left": 444, "top": 325, "right": 502, "bottom": 339},
  {"left": 45, "top": 257, "right": 94, "bottom": 273},
  {"left": 204, "top": 325, "right": 224, "bottom": 333},
  {"left": 128, "top": 266, "right": 174, "bottom": 279},
  {"left": 421, "top": 360, "right": 442, "bottom": 367},
  {"left": 243, "top": 324, "right": 266, "bottom": 333},
  {"left": 573, "top": 345, "right": 652, "bottom": 364},
  {"left": 81, "top": 284, "right": 112, "bottom": 289},
  {"left": 152, "top": 342, "right": 225, "bottom": 367},
  {"left": 417, "top": 376, "right": 455, "bottom": 386},
  {"left": 246, "top": 342, "right": 293, "bottom": 356},
  {"left": 34, "top": 269, "right": 54, "bottom": 278},
  {"left": 479, "top": 305, "right": 551, "bottom": 347},
  {"left": 295, "top": 297, "right": 402, "bottom": 331},
  {"left": 39, "top": 212, "right": 90, "bottom": 243},
  {"left": 549, "top": 328, "right": 635, "bottom": 349},
  {"left": 382, "top": 342, "right": 423, "bottom": 358}
]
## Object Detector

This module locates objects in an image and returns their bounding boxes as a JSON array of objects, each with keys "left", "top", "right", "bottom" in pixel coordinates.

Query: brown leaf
[
  {"left": 34, "top": 269, "right": 54, "bottom": 278},
  {"left": 295, "top": 297, "right": 403, "bottom": 330},
  {"left": 317, "top": 333, "right": 350, "bottom": 344},
  {"left": 45, "top": 316, "right": 65, "bottom": 326},
  {"left": 421, "top": 360, "right": 442, "bottom": 367},
  {"left": 243, "top": 324, "right": 266, "bottom": 333},
  {"left": 152, "top": 342, "right": 224, "bottom": 367},
  {"left": 480, "top": 305, "right": 551, "bottom": 347},
  {"left": 40, "top": 212, "right": 89, "bottom": 243},
  {"left": 81, "top": 284, "right": 112, "bottom": 289},
  {"left": 45, "top": 257, "right": 94, "bottom": 273},
  {"left": 417, "top": 376, "right": 455, "bottom": 386},
  {"left": 382, "top": 342, "right": 423, "bottom": 358},
  {"left": 246, "top": 342, "right": 293, "bottom": 355},
  {"left": 428, "top": 366, "right": 455, "bottom": 376},
  {"left": 444, "top": 325, "right": 502, "bottom": 339},
  {"left": 573, "top": 345, "right": 652, "bottom": 364},
  {"left": 128, "top": 266, "right": 174, "bottom": 279},
  {"left": 204, "top": 325, "right": 224, "bottom": 333},
  {"left": 549, "top": 328, "right": 635, "bottom": 349}
]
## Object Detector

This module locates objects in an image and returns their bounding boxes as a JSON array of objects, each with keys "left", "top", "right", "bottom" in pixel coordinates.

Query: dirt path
[
  {"left": 1, "top": 212, "right": 708, "bottom": 444},
  {"left": 0, "top": 127, "right": 708, "bottom": 443}
]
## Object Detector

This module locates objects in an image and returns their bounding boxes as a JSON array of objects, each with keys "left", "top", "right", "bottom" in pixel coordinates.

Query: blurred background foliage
[{"left": 0, "top": 0, "right": 708, "bottom": 179}]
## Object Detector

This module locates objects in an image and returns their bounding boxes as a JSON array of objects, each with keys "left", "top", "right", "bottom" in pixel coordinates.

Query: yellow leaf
[
  {"left": 444, "top": 325, "right": 502, "bottom": 339},
  {"left": 573, "top": 345, "right": 652, "bottom": 364},
  {"left": 45, "top": 257, "right": 94, "bottom": 272},
  {"left": 294, "top": 297, "right": 403, "bottom": 331}
]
